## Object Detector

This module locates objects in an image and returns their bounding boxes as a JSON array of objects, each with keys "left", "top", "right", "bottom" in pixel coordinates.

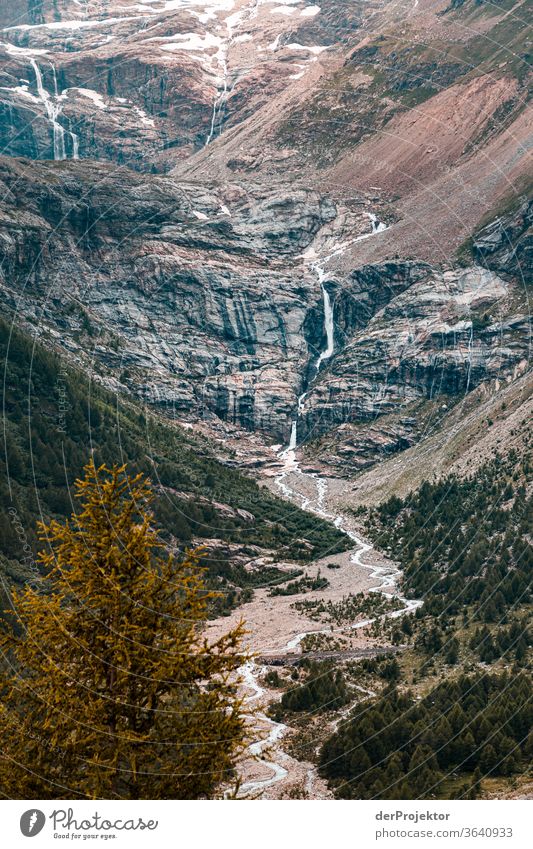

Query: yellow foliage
[{"left": 0, "top": 461, "right": 248, "bottom": 799}]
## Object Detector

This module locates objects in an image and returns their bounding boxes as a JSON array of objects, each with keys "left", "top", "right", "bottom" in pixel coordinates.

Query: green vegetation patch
[
  {"left": 269, "top": 572, "right": 329, "bottom": 597},
  {"left": 293, "top": 591, "right": 404, "bottom": 625},
  {"left": 269, "top": 660, "right": 350, "bottom": 719},
  {"left": 366, "top": 454, "right": 532, "bottom": 622},
  {"left": 320, "top": 671, "right": 532, "bottom": 799}
]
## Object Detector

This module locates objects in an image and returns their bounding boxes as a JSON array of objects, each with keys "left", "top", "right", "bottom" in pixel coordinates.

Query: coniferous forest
[
  {"left": 320, "top": 672, "right": 532, "bottom": 799},
  {"left": 368, "top": 459, "right": 532, "bottom": 624}
]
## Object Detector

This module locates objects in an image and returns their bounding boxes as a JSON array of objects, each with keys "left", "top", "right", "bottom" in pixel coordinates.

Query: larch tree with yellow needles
[{"left": 0, "top": 461, "right": 248, "bottom": 799}]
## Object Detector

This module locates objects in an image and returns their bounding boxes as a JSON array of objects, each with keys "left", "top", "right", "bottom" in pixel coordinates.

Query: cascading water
[
  {"left": 315, "top": 266, "right": 335, "bottom": 372},
  {"left": 48, "top": 63, "right": 66, "bottom": 161},
  {"left": 280, "top": 264, "right": 334, "bottom": 460},
  {"left": 368, "top": 212, "right": 387, "bottom": 234},
  {"left": 205, "top": 0, "right": 266, "bottom": 146},
  {"left": 30, "top": 58, "right": 79, "bottom": 161},
  {"left": 205, "top": 43, "right": 229, "bottom": 145},
  {"left": 50, "top": 62, "right": 80, "bottom": 161},
  {"left": 71, "top": 131, "right": 80, "bottom": 160},
  {"left": 30, "top": 58, "right": 64, "bottom": 160},
  {"left": 279, "top": 210, "right": 389, "bottom": 459},
  {"left": 287, "top": 420, "right": 297, "bottom": 452}
]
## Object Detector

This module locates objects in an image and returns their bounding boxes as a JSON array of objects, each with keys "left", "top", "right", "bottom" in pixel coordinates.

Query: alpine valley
[{"left": 0, "top": 0, "right": 531, "bottom": 800}]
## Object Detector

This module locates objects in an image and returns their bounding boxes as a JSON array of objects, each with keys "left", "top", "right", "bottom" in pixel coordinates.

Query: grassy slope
[{"left": 340, "top": 371, "right": 532, "bottom": 508}]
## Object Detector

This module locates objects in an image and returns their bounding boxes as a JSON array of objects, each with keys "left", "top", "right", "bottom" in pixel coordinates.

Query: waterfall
[
  {"left": 205, "top": 46, "right": 229, "bottom": 145},
  {"left": 367, "top": 212, "right": 387, "bottom": 234},
  {"left": 281, "top": 266, "right": 335, "bottom": 457},
  {"left": 288, "top": 420, "right": 297, "bottom": 452},
  {"left": 30, "top": 58, "right": 79, "bottom": 161},
  {"left": 48, "top": 62, "right": 66, "bottom": 160},
  {"left": 205, "top": 7, "right": 242, "bottom": 146},
  {"left": 279, "top": 209, "right": 386, "bottom": 460},
  {"left": 315, "top": 266, "right": 334, "bottom": 372},
  {"left": 205, "top": 1, "right": 265, "bottom": 146},
  {"left": 465, "top": 322, "right": 474, "bottom": 393},
  {"left": 30, "top": 58, "right": 64, "bottom": 161},
  {"left": 70, "top": 131, "right": 80, "bottom": 160}
]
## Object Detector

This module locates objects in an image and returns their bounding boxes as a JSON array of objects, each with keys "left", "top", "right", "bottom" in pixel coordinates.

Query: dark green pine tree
[
  {"left": 406, "top": 744, "right": 440, "bottom": 799},
  {"left": 479, "top": 743, "right": 498, "bottom": 775}
]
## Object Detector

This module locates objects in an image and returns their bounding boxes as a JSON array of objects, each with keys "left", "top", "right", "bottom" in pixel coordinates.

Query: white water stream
[
  {"left": 238, "top": 211, "right": 424, "bottom": 797},
  {"left": 30, "top": 58, "right": 79, "bottom": 161},
  {"left": 238, "top": 663, "right": 288, "bottom": 795},
  {"left": 205, "top": 0, "right": 264, "bottom": 145},
  {"left": 315, "top": 265, "right": 335, "bottom": 372},
  {"left": 205, "top": 34, "right": 230, "bottom": 145}
]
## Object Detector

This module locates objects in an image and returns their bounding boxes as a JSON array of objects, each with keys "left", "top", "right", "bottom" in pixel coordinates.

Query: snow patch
[
  {"left": 1, "top": 42, "right": 49, "bottom": 56},
  {"left": 271, "top": 6, "right": 297, "bottom": 15},
  {"left": 286, "top": 42, "right": 328, "bottom": 54},
  {"left": 0, "top": 84, "right": 40, "bottom": 104},
  {"left": 73, "top": 87, "right": 108, "bottom": 109},
  {"left": 159, "top": 32, "right": 221, "bottom": 51},
  {"left": 3, "top": 16, "right": 152, "bottom": 32}
]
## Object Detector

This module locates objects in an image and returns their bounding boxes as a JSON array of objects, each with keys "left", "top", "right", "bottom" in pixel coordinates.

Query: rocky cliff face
[
  {"left": 0, "top": 155, "right": 529, "bottom": 465},
  {"left": 473, "top": 198, "right": 532, "bottom": 281},
  {"left": 0, "top": 0, "right": 364, "bottom": 170},
  {"left": 300, "top": 264, "right": 529, "bottom": 446},
  {"left": 0, "top": 1, "right": 530, "bottom": 476},
  {"left": 175, "top": 0, "right": 531, "bottom": 268},
  {"left": 0, "top": 3, "right": 218, "bottom": 168},
  {"left": 0, "top": 157, "right": 340, "bottom": 441}
]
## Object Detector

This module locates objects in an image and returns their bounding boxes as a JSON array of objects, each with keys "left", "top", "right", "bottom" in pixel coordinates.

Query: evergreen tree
[
  {"left": 382, "top": 752, "right": 404, "bottom": 798},
  {"left": 0, "top": 462, "right": 247, "bottom": 799},
  {"left": 406, "top": 744, "right": 440, "bottom": 798},
  {"left": 445, "top": 636, "right": 460, "bottom": 665},
  {"left": 460, "top": 730, "right": 477, "bottom": 769},
  {"left": 479, "top": 744, "right": 498, "bottom": 775}
]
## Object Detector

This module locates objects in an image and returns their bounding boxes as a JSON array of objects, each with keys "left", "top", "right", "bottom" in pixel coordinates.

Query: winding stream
[
  {"left": 239, "top": 212, "right": 422, "bottom": 797},
  {"left": 239, "top": 663, "right": 288, "bottom": 795}
]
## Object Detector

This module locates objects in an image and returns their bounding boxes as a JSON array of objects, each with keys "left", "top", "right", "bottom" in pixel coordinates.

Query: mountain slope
[
  {"left": 0, "top": 152, "right": 529, "bottom": 474},
  {"left": 0, "top": 0, "right": 531, "bottom": 804},
  {"left": 0, "top": 0, "right": 373, "bottom": 169},
  {"left": 0, "top": 315, "right": 349, "bottom": 615}
]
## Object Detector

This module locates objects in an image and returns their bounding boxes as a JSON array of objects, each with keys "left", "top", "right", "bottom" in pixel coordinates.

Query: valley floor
[{"left": 207, "top": 452, "right": 419, "bottom": 798}]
